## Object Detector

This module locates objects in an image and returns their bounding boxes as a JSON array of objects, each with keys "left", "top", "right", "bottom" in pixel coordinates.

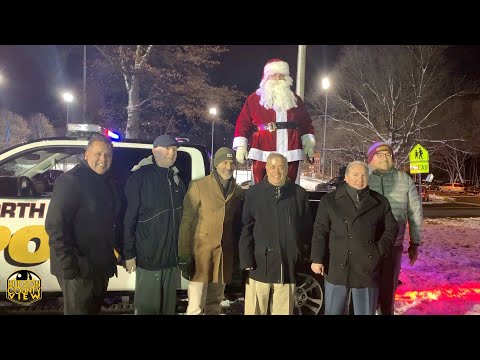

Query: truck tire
[{"left": 294, "top": 272, "right": 324, "bottom": 315}]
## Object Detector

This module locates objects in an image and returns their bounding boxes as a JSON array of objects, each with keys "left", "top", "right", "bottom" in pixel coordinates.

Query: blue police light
[
  {"left": 67, "top": 124, "right": 121, "bottom": 141},
  {"left": 102, "top": 128, "right": 121, "bottom": 141},
  {"left": 107, "top": 130, "right": 120, "bottom": 141}
]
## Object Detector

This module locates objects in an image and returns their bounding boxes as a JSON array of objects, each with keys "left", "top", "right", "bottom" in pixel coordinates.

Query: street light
[
  {"left": 209, "top": 107, "right": 217, "bottom": 171},
  {"left": 62, "top": 92, "right": 74, "bottom": 128},
  {"left": 321, "top": 77, "right": 330, "bottom": 181}
]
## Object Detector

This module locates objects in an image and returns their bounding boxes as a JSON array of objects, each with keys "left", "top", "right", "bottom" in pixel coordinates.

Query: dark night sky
[
  {"left": 214, "top": 45, "right": 339, "bottom": 93},
  {"left": 0, "top": 45, "right": 65, "bottom": 117},
  {"left": 0, "top": 45, "right": 479, "bottom": 124}
]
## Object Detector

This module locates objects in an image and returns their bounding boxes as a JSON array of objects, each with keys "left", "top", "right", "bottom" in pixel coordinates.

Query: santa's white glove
[
  {"left": 236, "top": 146, "right": 248, "bottom": 164},
  {"left": 301, "top": 135, "right": 315, "bottom": 158}
]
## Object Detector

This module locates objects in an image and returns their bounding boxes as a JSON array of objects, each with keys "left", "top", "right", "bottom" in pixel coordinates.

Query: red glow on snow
[{"left": 395, "top": 283, "right": 480, "bottom": 302}]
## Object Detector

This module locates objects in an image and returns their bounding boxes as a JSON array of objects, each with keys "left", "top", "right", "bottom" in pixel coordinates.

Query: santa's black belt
[{"left": 253, "top": 122, "right": 299, "bottom": 132}]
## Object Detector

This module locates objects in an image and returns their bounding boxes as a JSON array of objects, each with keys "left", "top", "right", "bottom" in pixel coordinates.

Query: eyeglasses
[{"left": 375, "top": 153, "right": 392, "bottom": 159}]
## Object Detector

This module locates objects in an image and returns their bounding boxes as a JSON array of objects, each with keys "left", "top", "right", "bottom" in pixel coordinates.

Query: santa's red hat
[{"left": 262, "top": 59, "right": 290, "bottom": 80}]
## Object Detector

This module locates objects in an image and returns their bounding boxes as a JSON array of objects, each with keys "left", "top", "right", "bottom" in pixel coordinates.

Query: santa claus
[{"left": 233, "top": 59, "right": 315, "bottom": 184}]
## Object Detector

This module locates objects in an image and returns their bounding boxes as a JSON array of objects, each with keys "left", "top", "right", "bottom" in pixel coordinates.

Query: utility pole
[
  {"left": 296, "top": 45, "right": 307, "bottom": 100},
  {"left": 209, "top": 107, "right": 217, "bottom": 171},
  {"left": 83, "top": 45, "right": 87, "bottom": 123}
]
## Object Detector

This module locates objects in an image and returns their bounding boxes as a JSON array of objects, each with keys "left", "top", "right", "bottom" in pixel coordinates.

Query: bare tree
[
  {"left": 468, "top": 156, "right": 479, "bottom": 186},
  {"left": 429, "top": 95, "right": 480, "bottom": 182},
  {"left": 94, "top": 45, "right": 153, "bottom": 138},
  {"left": 0, "top": 110, "right": 31, "bottom": 150},
  {"left": 431, "top": 144, "right": 469, "bottom": 182},
  {"left": 93, "top": 45, "right": 244, "bottom": 139},
  {"left": 307, "top": 45, "right": 469, "bottom": 165},
  {"left": 30, "top": 113, "right": 57, "bottom": 139}
]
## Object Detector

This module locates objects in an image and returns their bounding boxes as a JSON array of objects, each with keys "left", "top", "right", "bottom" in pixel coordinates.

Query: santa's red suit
[{"left": 233, "top": 59, "right": 315, "bottom": 184}]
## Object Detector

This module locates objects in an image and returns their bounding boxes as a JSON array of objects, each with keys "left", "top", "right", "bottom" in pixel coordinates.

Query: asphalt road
[{"left": 423, "top": 193, "right": 480, "bottom": 218}]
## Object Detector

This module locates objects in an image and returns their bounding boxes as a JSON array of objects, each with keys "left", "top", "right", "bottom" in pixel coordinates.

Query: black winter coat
[
  {"left": 310, "top": 183, "right": 398, "bottom": 288},
  {"left": 239, "top": 179, "right": 313, "bottom": 284},
  {"left": 46, "top": 161, "right": 122, "bottom": 279},
  {"left": 123, "top": 163, "right": 186, "bottom": 270}
]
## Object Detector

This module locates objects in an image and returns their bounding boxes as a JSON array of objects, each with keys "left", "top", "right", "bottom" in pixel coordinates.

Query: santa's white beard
[{"left": 257, "top": 78, "right": 297, "bottom": 112}]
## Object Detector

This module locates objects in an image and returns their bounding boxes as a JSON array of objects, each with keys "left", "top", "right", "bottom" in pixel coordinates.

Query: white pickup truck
[{"left": 0, "top": 125, "right": 324, "bottom": 314}]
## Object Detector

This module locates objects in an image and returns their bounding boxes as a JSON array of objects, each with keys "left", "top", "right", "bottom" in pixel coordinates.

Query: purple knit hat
[{"left": 367, "top": 142, "right": 393, "bottom": 163}]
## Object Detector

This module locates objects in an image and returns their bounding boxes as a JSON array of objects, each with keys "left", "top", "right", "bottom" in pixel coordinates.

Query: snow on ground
[
  {"left": 394, "top": 217, "right": 480, "bottom": 315},
  {"left": 299, "top": 176, "right": 325, "bottom": 191},
  {"left": 425, "top": 193, "right": 450, "bottom": 203}
]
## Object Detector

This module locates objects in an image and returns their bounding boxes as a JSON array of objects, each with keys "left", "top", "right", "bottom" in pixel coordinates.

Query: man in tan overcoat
[{"left": 178, "top": 147, "right": 244, "bottom": 315}]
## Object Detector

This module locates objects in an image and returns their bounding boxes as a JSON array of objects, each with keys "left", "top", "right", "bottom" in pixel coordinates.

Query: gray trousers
[
  {"left": 134, "top": 266, "right": 177, "bottom": 315},
  {"left": 57, "top": 275, "right": 109, "bottom": 315},
  {"left": 377, "top": 245, "right": 403, "bottom": 315},
  {"left": 324, "top": 279, "right": 379, "bottom": 315}
]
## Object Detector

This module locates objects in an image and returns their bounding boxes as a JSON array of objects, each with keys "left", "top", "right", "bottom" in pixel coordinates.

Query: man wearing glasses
[{"left": 367, "top": 142, "right": 423, "bottom": 315}]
